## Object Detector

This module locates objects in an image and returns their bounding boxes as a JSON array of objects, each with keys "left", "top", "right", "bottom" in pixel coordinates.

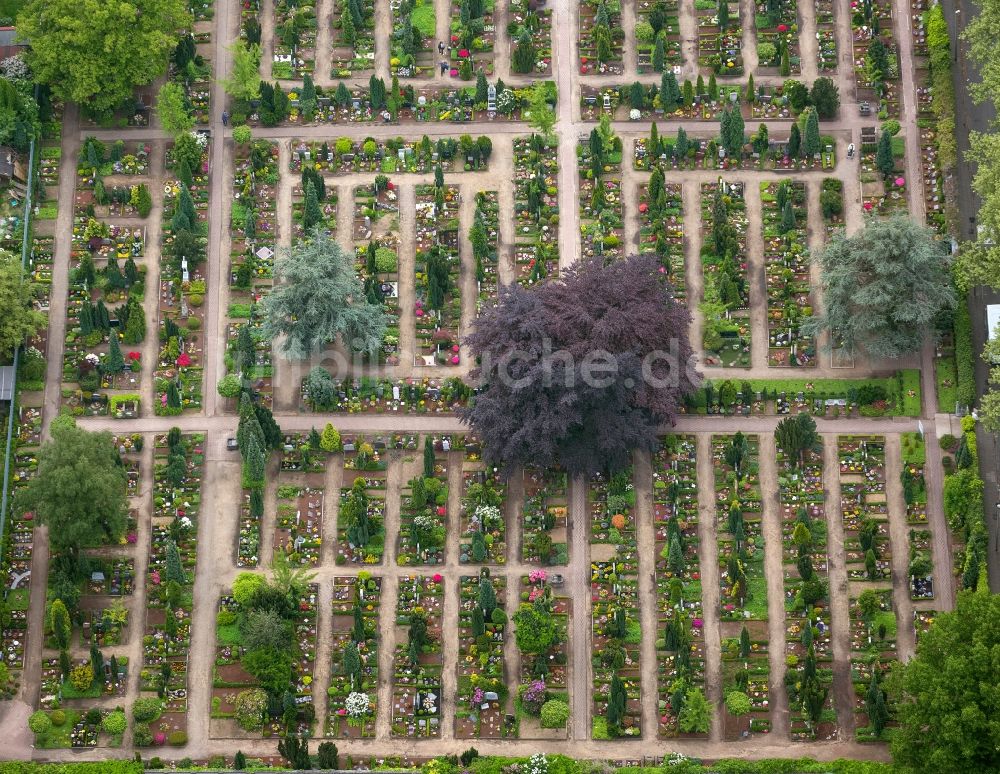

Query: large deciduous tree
[
  {"left": 260, "top": 227, "right": 386, "bottom": 359},
  {"left": 15, "top": 417, "right": 128, "bottom": 562},
  {"left": 887, "top": 587, "right": 1000, "bottom": 773},
  {"left": 0, "top": 250, "right": 44, "bottom": 358},
  {"left": 17, "top": 0, "right": 189, "bottom": 113},
  {"left": 802, "top": 216, "right": 955, "bottom": 359},
  {"left": 460, "top": 254, "right": 697, "bottom": 474}
]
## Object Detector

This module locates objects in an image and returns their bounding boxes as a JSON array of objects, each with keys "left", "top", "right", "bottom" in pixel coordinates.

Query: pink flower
[
  {"left": 451, "top": 355, "right": 460, "bottom": 364},
  {"left": 437, "top": 506, "right": 446, "bottom": 516},
  {"left": 416, "top": 308, "right": 424, "bottom": 317},
  {"left": 176, "top": 352, "right": 192, "bottom": 367},
  {"left": 128, "top": 351, "right": 141, "bottom": 360},
  {"left": 451, "top": 344, "right": 459, "bottom": 352},
  {"left": 459, "top": 49, "right": 470, "bottom": 58},
  {"left": 151, "top": 570, "right": 161, "bottom": 585},
  {"left": 450, "top": 68, "right": 459, "bottom": 77},
  {"left": 778, "top": 23, "right": 788, "bottom": 32},
  {"left": 154, "top": 733, "right": 166, "bottom": 745},
  {"left": 432, "top": 573, "right": 443, "bottom": 583}
]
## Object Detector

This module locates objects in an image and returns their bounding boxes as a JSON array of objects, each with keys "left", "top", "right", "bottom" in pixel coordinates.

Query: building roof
[
  {"left": 987, "top": 304, "right": 1000, "bottom": 341},
  {"left": 0, "top": 365, "right": 15, "bottom": 401}
]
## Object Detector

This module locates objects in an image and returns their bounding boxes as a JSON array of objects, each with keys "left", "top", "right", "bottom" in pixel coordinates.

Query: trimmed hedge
[{"left": 954, "top": 300, "right": 976, "bottom": 408}]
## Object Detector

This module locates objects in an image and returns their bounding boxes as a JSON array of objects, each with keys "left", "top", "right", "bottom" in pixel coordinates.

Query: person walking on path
[{"left": 221, "top": 111, "right": 229, "bottom": 126}]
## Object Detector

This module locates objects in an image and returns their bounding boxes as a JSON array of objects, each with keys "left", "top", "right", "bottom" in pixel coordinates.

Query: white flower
[
  {"left": 525, "top": 753, "right": 548, "bottom": 774},
  {"left": 0, "top": 56, "right": 28, "bottom": 81},
  {"left": 345, "top": 691, "right": 370, "bottom": 717}
]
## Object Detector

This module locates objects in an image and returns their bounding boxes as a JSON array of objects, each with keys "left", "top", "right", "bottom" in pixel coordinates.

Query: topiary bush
[
  {"left": 28, "top": 710, "right": 51, "bottom": 735},
  {"left": 133, "top": 722, "right": 153, "bottom": 747},
  {"left": 102, "top": 710, "right": 127, "bottom": 735},
  {"left": 49, "top": 709, "right": 66, "bottom": 726},
  {"left": 131, "top": 696, "right": 163, "bottom": 723},
  {"left": 540, "top": 699, "right": 570, "bottom": 728},
  {"left": 168, "top": 730, "right": 188, "bottom": 745}
]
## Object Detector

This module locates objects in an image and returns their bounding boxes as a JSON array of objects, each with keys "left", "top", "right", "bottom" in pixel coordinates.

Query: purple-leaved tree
[{"left": 460, "top": 255, "right": 699, "bottom": 474}]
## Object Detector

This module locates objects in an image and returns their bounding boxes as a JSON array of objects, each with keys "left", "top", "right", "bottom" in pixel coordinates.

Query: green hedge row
[{"left": 954, "top": 300, "right": 976, "bottom": 408}]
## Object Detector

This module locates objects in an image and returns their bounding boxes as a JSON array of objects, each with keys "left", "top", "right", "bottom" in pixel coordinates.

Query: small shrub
[
  {"left": 540, "top": 699, "right": 570, "bottom": 728},
  {"left": 28, "top": 711, "right": 51, "bottom": 735},
  {"left": 168, "top": 729, "right": 188, "bottom": 745},
  {"left": 132, "top": 696, "right": 163, "bottom": 722},
  {"left": 50, "top": 709, "right": 66, "bottom": 726}
]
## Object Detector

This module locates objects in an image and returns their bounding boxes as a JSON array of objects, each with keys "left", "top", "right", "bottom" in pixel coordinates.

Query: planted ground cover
[
  {"left": 290, "top": 166, "right": 337, "bottom": 243},
  {"left": 852, "top": 0, "right": 901, "bottom": 119},
  {"left": 701, "top": 180, "right": 751, "bottom": 367},
  {"left": 391, "top": 574, "right": 444, "bottom": 737},
  {"left": 447, "top": 0, "right": 495, "bottom": 77},
  {"left": 459, "top": 445, "right": 507, "bottom": 564},
  {"left": 761, "top": 180, "right": 815, "bottom": 367},
  {"left": 327, "top": 574, "right": 381, "bottom": 736},
  {"left": 331, "top": 0, "right": 376, "bottom": 76},
  {"left": 392, "top": 0, "right": 436, "bottom": 77},
  {"left": 579, "top": 121, "right": 624, "bottom": 262},
  {"left": 513, "top": 135, "right": 559, "bottom": 285},
  {"left": 712, "top": 433, "right": 772, "bottom": 738},
  {"left": 398, "top": 437, "right": 451, "bottom": 565},
  {"left": 754, "top": 0, "right": 800, "bottom": 75},
  {"left": 589, "top": 468, "right": 642, "bottom": 739},
  {"left": 455, "top": 571, "right": 510, "bottom": 737},
  {"left": 337, "top": 437, "right": 388, "bottom": 565},
  {"left": 637, "top": 170, "right": 685, "bottom": 300},
  {"left": 654, "top": 436, "right": 709, "bottom": 739},
  {"left": 849, "top": 587, "right": 897, "bottom": 742},
  {"left": 900, "top": 433, "right": 933, "bottom": 601},
  {"left": 521, "top": 468, "right": 569, "bottom": 565},
  {"left": 414, "top": 181, "right": 462, "bottom": 367},
  {"left": 815, "top": 0, "right": 837, "bottom": 71},
  {"left": 777, "top": 443, "right": 836, "bottom": 741},
  {"left": 860, "top": 126, "right": 908, "bottom": 215},
  {"left": 839, "top": 437, "right": 890, "bottom": 582},
  {"left": 354, "top": 180, "right": 401, "bottom": 365}
]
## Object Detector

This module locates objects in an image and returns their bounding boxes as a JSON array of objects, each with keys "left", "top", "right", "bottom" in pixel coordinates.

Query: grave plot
[
  {"left": 292, "top": 137, "right": 479, "bottom": 176},
  {"left": 337, "top": 437, "right": 389, "bottom": 565},
  {"left": 754, "top": 0, "right": 801, "bottom": 75},
  {"left": 712, "top": 433, "right": 772, "bottom": 737},
  {"left": 636, "top": 0, "right": 682, "bottom": 74},
  {"left": 25, "top": 689, "right": 125, "bottom": 748},
  {"left": 228, "top": 140, "right": 280, "bottom": 407},
  {"left": 838, "top": 437, "right": 890, "bottom": 583},
  {"left": 578, "top": 0, "right": 623, "bottom": 75},
  {"left": 279, "top": 432, "right": 329, "bottom": 474},
  {"left": 392, "top": 0, "right": 436, "bottom": 77},
  {"left": 236, "top": 484, "right": 264, "bottom": 567},
  {"left": 579, "top": 125, "right": 624, "bottom": 263},
  {"left": 271, "top": 0, "right": 317, "bottom": 79},
  {"left": 860, "top": 126, "right": 908, "bottom": 216},
  {"left": 697, "top": 0, "right": 743, "bottom": 77},
  {"left": 852, "top": 0, "right": 900, "bottom": 118},
  {"left": 75, "top": 557, "right": 135, "bottom": 649},
  {"left": 470, "top": 190, "right": 499, "bottom": 312},
  {"left": 398, "top": 436, "right": 451, "bottom": 565},
  {"left": 590, "top": 469, "right": 642, "bottom": 740},
  {"left": 819, "top": 178, "right": 844, "bottom": 233},
  {"left": 211, "top": 582, "right": 320, "bottom": 739},
  {"left": 138, "top": 431, "right": 205, "bottom": 744},
  {"left": 158, "top": 137, "right": 211, "bottom": 416},
  {"left": 327, "top": 574, "right": 381, "bottom": 737},
  {"left": 273, "top": 483, "right": 325, "bottom": 567},
  {"left": 900, "top": 433, "right": 933, "bottom": 602},
  {"left": 391, "top": 575, "right": 445, "bottom": 737},
  {"left": 913, "top": 609, "right": 936, "bottom": 641},
  {"left": 290, "top": 165, "right": 337, "bottom": 243},
  {"left": 849, "top": 587, "right": 897, "bottom": 742},
  {"left": 513, "top": 135, "right": 559, "bottom": 285},
  {"left": 508, "top": 0, "right": 553, "bottom": 75},
  {"left": 815, "top": 0, "right": 837, "bottom": 71},
  {"left": 414, "top": 182, "right": 462, "bottom": 367},
  {"left": 63, "top": 137, "right": 153, "bottom": 419},
  {"left": 521, "top": 468, "right": 569, "bottom": 565},
  {"left": 777, "top": 442, "right": 836, "bottom": 741},
  {"left": 700, "top": 181, "right": 751, "bottom": 367},
  {"left": 448, "top": 0, "right": 496, "bottom": 77},
  {"left": 459, "top": 445, "right": 507, "bottom": 565},
  {"left": 514, "top": 571, "right": 571, "bottom": 738},
  {"left": 455, "top": 571, "right": 510, "bottom": 737},
  {"left": 353, "top": 180, "right": 402, "bottom": 366},
  {"left": 654, "top": 435, "right": 709, "bottom": 739},
  {"left": 168, "top": 26, "right": 212, "bottom": 125},
  {"left": 28, "top": 235, "right": 55, "bottom": 324},
  {"left": 331, "top": 0, "right": 377, "bottom": 77},
  {"left": 636, "top": 171, "right": 685, "bottom": 300},
  {"left": 760, "top": 180, "right": 815, "bottom": 367}
]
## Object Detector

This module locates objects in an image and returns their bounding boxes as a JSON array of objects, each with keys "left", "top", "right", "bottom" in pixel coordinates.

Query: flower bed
[
  {"left": 697, "top": 0, "right": 743, "bottom": 76},
  {"left": 305, "top": 375, "right": 472, "bottom": 413},
  {"left": 471, "top": 190, "right": 499, "bottom": 312},
  {"left": 700, "top": 181, "right": 751, "bottom": 367},
  {"left": 849, "top": 586, "right": 898, "bottom": 742},
  {"left": 414, "top": 183, "right": 462, "bottom": 366},
  {"left": 838, "top": 436, "right": 890, "bottom": 581},
  {"left": 636, "top": 0, "right": 681, "bottom": 73},
  {"left": 291, "top": 172, "right": 337, "bottom": 244},
  {"left": 579, "top": 0, "right": 623, "bottom": 75},
  {"left": 455, "top": 571, "right": 509, "bottom": 737},
  {"left": 754, "top": 0, "right": 800, "bottom": 75},
  {"left": 637, "top": 171, "right": 684, "bottom": 300},
  {"left": 327, "top": 574, "right": 381, "bottom": 736},
  {"left": 448, "top": 0, "right": 495, "bottom": 76},
  {"left": 272, "top": 0, "right": 317, "bottom": 79},
  {"left": 760, "top": 181, "right": 815, "bottom": 366},
  {"left": 815, "top": 0, "right": 837, "bottom": 70},
  {"left": 391, "top": 575, "right": 444, "bottom": 737},
  {"left": 513, "top": 135, "right": 559, "bottom": 286},
  {"left": 777, "top": 444, "right": 836, "bottom": 741},
  {"left": 852, "top": 0, "right": 901, "bottom": 119},
  {"left": 590, "top": 469, "right": 642, "bottom": 739},
  {"left": 508, "top": 0, "right": 552, "bottom": 74},
  {"left": 392, "top": 0, "right": 436, "bottom": 76},
  {"left": 712, "top": 433, "right": 771, "bottom": 738},
  {"left": 515, "top": 572, "right": 570, "bottom": 738},
  {"left": 459, "top": 449, "right": 506, "bottom": 564},
  {"left": 654, "top": 436, "right": 708, "bottom": 738},
  {"left": 520, "top": 468, "right": 568, "bottom": 565}
]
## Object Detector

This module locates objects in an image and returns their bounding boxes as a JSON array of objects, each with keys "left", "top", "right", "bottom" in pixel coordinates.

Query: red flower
[
  {"left": 451, "top": 34, "right": 458, "bottom": 43},
  {"left": 128, "top": 351, "right": 141, "bottom": 360},
  {"left": 437, "top": 506, "right": 446, "bottom": 516},
  {"left": 176, "top": 352, "right": 192, "bottom": 367},
  {"left": 432, "top": 573, "right": 443, "bottom": 583},
  {"left": 778, "top": 23, "right": 788, "bottom": 32},
  {"left": 459, "top": 49, "right": 470, "bottom": 58}
]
